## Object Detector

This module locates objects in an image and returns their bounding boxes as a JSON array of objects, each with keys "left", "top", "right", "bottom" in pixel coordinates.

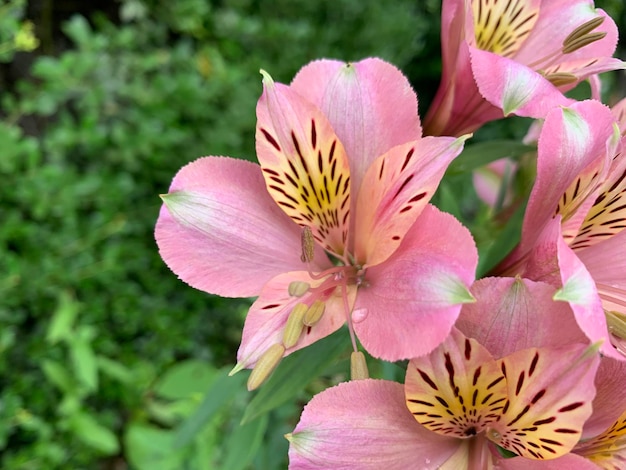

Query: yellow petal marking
[{"left": 473, "top": 0, "right": 539, "bottom": 57}]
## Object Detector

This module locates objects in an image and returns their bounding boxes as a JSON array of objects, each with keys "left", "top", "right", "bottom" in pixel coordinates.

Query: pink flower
[
  {"left": 287, "top": 325, "right": 600, "bottom": 469},
  {"left": 155, "top": 58, "right": 478, "bottom": 388},
  {"left": 424, "top": 0, "right": 623, "bottom": 136},
  {"left": 495, "top": 99, "right": 626, "bottom": 359}
]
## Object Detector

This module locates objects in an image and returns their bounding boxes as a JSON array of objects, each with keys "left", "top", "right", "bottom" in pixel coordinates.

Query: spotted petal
[
  {"left": 491, "top": 343, "right": 600, "bottom": 460},
  {"left": 575, "top": 408, "right": 626, "bottom": 468},
  {"left": 405, "top": 328, "right": 508, "bottom": 439},
  {"left": 354, "top": 136, "right": 468, "bottom": 267},
  {"left": 256, "top": 73, "right": 351, "bottom": 257}
]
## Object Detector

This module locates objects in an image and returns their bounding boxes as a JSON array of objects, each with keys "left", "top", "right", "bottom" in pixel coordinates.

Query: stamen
[
  {"left": 247, "top": 343, "right": 285, "bottom": 391},
  {"left": 282, "top": 303, "right": 308, "bottom": 348},
  {"left": 562, "top": 31, "right": 607, "bottom": 55},
  {"left": 300, "top": 226, "right": 315, "bottom": 263},
  {"left": 606, "top": 310, "right": 626, "bottom": 339},
  {"left": 288, "top": 281, "right": 310, "bottom": 297},
  {"left": 545, "top": 72, "right": 578, "bottom": 87},
  {"left": 303, "top": 300, "right": 325, "bottom": 327},
  {"left": 350, "top": 351, "right": 369, "bottom": 380},
  {"left": 562, "top": 16, "right": 605, "bottom": 50}
]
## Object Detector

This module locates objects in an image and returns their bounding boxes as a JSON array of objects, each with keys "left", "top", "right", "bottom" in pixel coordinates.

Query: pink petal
[
  {"left": 470, "top": 47, "right": 574, "bottom": 118},
  {"left": 456, "top": 277, "right": 587, "bottom": 360},
  {"left": 288, "top": 379, "right": 459, "bottom": 469},
  {"left": 236, "top": 271, "right": 352, "bottom": 369},
  {"left": 424, "top": 42, "right": 504, "bottom": 136},
  {"left": 353, "top": 205, "right": 477, "bottom": 361},
  {"left": 552, "top": 227, "right": 622, "bottom": 360},
  {"left": 354, "top": 136, "right": 468, "bottom": 267},
  {"left": 582, "top": 356, "right": 626, "bottom": 439},
  {"left": 516, "top": 100, "right": 616, "bottom": 257},
  {"left": 155, "top": 157, "right": 314, "bottom": 297},
  {"left": 290, "top": 58, "right": 422, "bottom": 193}
]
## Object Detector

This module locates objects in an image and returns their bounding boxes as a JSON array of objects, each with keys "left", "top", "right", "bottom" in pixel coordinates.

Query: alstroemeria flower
[
  {"left": 287, "top": 327, "right": 600, "bottom": 469},
  {"left": 423, "top": 0, "right": 623, "bottom": 136},
  {"left": 156, "top": 58, "right": 478, "bottom": 388},
  {"left": 495, "top": 99, "right": 626, "bottom": 358}
]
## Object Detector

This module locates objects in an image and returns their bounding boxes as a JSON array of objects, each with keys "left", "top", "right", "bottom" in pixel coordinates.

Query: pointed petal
[
  {"left": 256, "top": 73, "right": 351, "bottom": 257},
  {"left": 470, "top": 47, "right": 574, "bottom": 118},
  {"left": 518, "top": 100, "right": 616, "bottom": 256},
  {"left": 456, "top": 277, "right": 587, "bottom": 359},
  {"left": 290, "top": 58, "right": 422, "bottom": 194},
  {"left": 575, "top": 408, "right": 626, "bottom": 468},
  {"left": 490, "top": 343, "right": 600, "bottom": 459},
  {"left": 155, "top": 157, "right": 312, "bottom": 297},
  {"left": 353, "top": 205, "right": 477, "bottom": 361},
  {"left": 552, "top": 227, "right": 622, "bottom": 360},
  {"left": 583, "top": 357, "right": 626, "bottom": 439},
  {"left": 288, "top": 379, "right": 459, "bottom": 470},
  {"left": 236, "top": 271, "right": 351, "bottom": 369},
  {"left": 405, "top": 328, "right": 508, "bottom": 438},
  {"left": 355, "top": 136, "right": 468, "bottom": 266},
  {"left": 425, "top": 42, "right": 503, "bottom": 136}
]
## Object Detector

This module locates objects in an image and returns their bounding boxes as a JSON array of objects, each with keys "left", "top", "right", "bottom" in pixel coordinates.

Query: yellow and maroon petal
[
  {"left": 405, "top": 328, "right": 508, "bottom": 439},
  {"left": 571, "top": 157, "right": 626, "bottom": 250},
  {"left": 575, "top": 409, "right": 626, "bottom": 468},
  {"left": 472, "top": 0, "right": 540, "bottom": 57},
  {"left": 490, "top": 343, "right": 600, "bottom": 460},
  {"left": 256, "top": 72, "right": 351, "bottom": 258},
  {"left": 354, "top": 136, "right": 468, "bottom": 267}
]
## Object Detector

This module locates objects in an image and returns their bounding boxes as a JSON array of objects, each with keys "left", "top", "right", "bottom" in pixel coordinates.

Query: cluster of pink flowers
[{"left": 156, "top": 0, "right": 626, "bottom": 468}]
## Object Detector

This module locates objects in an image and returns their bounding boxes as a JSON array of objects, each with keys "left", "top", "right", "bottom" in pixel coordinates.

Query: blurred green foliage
[{"left": 0, "top": 0, "right": 442, "bottom": 468}]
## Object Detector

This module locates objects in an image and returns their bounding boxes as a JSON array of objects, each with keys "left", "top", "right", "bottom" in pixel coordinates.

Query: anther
[
  {"left": 300, "top": 226, "right": 315, "bottom": 263},
  {"left": 563, "top": 31, "right": 607, "bottom": 55},
  {"left": 607, "top": 310, "right": 626, "bottom": 339},
  {"left": 546, "top": 72, "right": 579, "bottom": 87},
  {"left": 288, "top": 281, "right": 310, "bottom": 297},
  {"left": 247, "top": 343, "right": 285, "bottom": 391},
  {"left": 350, "top": 351, "right": 369, "bottom": 380},
  {"left": 563, "top": 16, "right": 605, "bottom": 48},
  {"left": 303, "top": 300, "right": 325, "bottom": 327},
  {"left": 282, "top": 303, "right": 308, "bottom": 349}
]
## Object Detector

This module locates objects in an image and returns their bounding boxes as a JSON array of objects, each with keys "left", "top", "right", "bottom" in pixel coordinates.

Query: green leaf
[
  {"left": 446, "top": 140, "right": 534, "bottom": 175},
  {"left": 96, "top": 356, "right": 134, "bottom": 385},
  {"left": 41, "top": 360, "right": 74, "bottom": 394},
  {"left": 153, "top": 359, "right": 218, "bottom": 400},
  {"left": 68, "top": 411, "right": 119, "bottom": 455},
  {"left": 477, "top": 201, "right": 527, "bottom": 277},
  {"left": 46, "top": 290, "right": 79, "bottom": 344},
  {"left": 68, "top": 327, "right": 98, "bottom": 391},
  {"left": 173, "top": 367, "right": 246, "bottom": 449},
  {"left": 220, "top": 413, "right": 268, "bottom": 470},
  {"left": 124, "top": 424, "right": 182, "bottom": 470},
  {"left": 241, "top": 328, "right": 349, "bottom": 424}
]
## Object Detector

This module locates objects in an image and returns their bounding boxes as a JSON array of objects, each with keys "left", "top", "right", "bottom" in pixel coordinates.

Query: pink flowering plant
[{"left": 155, "top": 1, "right": 626, "bottom": 468}]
